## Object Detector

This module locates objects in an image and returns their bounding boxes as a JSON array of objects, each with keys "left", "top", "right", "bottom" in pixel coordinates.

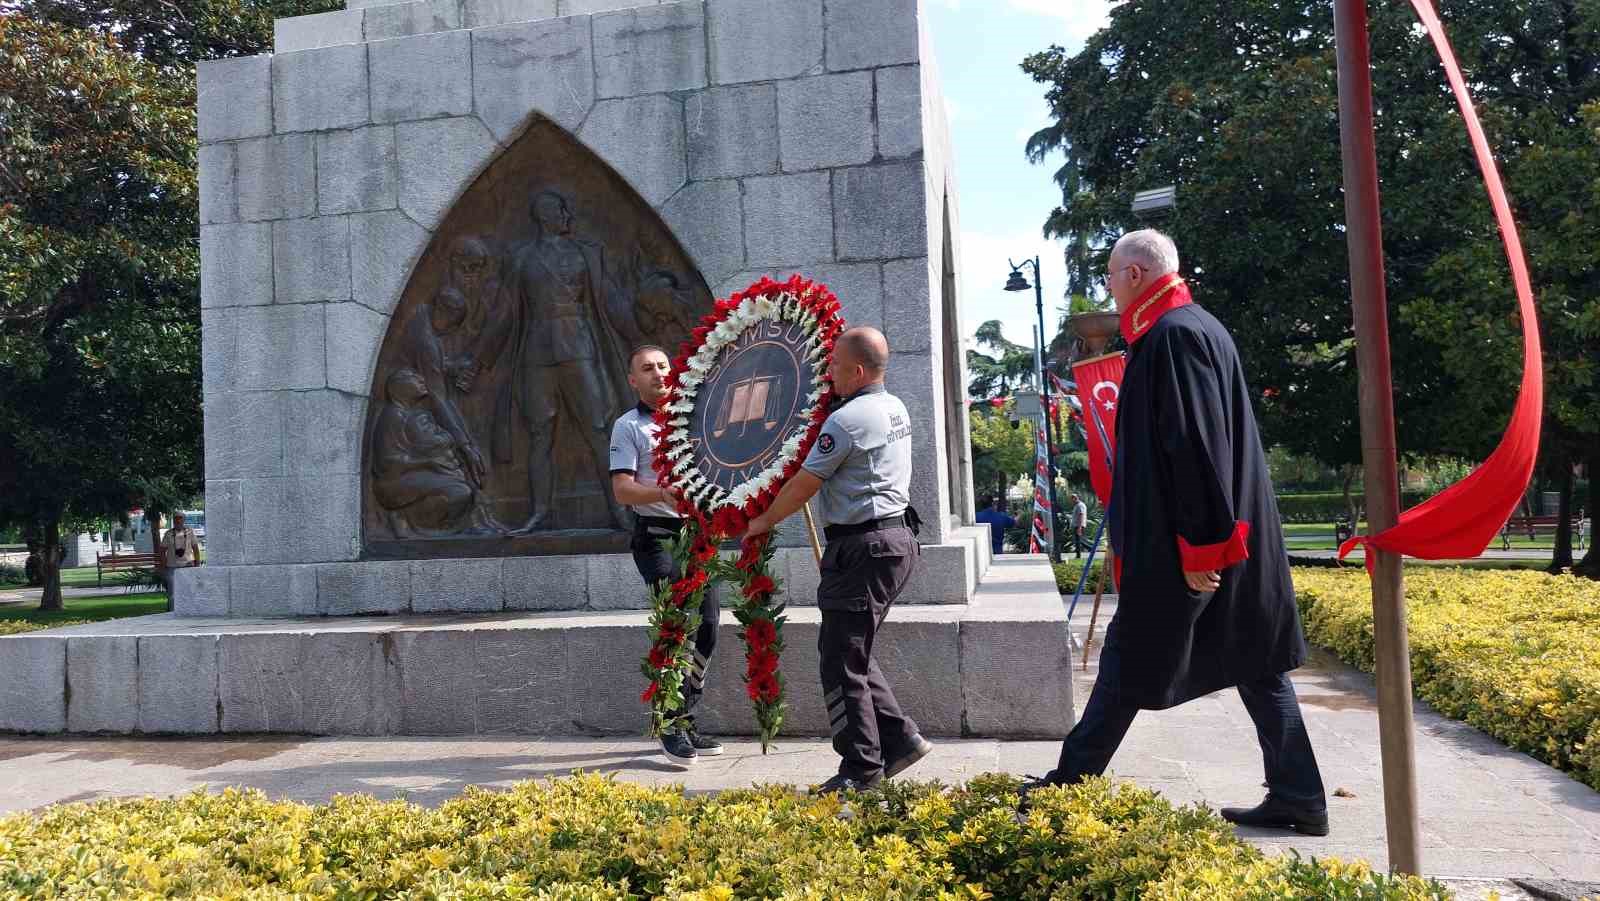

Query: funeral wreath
[{"left": 639, "top": 275, "right": 844, "bottom": 749}]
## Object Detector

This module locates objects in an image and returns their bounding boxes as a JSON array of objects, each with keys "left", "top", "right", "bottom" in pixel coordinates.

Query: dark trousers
[
  {"left": 817, "top": 526, "right": 921, "bottom": 781},
  {"left": 631, "top": 522, "right": 720, "bottom": 721},
  {"left": 1049, "top": 625, "right": 1327, "bottom": 810}
]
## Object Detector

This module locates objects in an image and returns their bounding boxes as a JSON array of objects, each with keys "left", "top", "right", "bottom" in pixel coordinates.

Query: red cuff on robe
[{"left": 1178, "top": 521, "right": 1251, "bottom": 572}]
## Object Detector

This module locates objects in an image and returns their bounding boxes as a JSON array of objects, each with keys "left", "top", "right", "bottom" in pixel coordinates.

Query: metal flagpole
[
  {"left": 1332, "top": 0, "right": 1421, "bottom": 874},
  {"left": 1031, "top": 326, "right": 1056, "bottom": 557},
  {"left": 1065, "top": 516, "right": 1106, "bottom": 621}
]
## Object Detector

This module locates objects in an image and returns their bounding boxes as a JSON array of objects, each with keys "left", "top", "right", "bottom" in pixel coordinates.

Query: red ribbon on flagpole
[{"left": 1339, "top": 0, "right": 1543, "bottom": 567}]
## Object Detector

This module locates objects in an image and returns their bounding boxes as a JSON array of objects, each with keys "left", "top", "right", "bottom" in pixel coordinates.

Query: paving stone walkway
[{"left": 1, "top": 589, "right": 1596, "bottom": 896}]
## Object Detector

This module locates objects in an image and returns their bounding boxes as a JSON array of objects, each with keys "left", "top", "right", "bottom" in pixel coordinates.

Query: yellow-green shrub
[
  {"left": 0, "top": 775, "right": 1448, "bottom": 899},
  {"left": 0, "top": 620, "right": 92, "bottom": 636},
  {"left": 1295, "top": 567, "right": 1600, "bottom": 790}
]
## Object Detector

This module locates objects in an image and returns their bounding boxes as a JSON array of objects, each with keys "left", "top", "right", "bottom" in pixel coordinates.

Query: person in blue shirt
[{"left": 975, "top": 496, "right": 1016, "bottom": 555}]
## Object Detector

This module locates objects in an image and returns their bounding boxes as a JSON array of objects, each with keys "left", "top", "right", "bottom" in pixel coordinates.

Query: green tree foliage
[
  {"left": 1024, "top": 0, "right": 1599, "bottom": 573},
  {"left": 969, "top": 401, "right": 1037, "bottom": 504},
  {"left": 0, "top": 1, "right": 340, "bottom": 607},
  {"left": 0, "top": 15, "right": 201, "bottom": 607},
  {"left": 15, "top": 0, "right": 339, "bottom": 68},
  {"left": 966, "top": 319, "right": 1042, "bottom": 400}
]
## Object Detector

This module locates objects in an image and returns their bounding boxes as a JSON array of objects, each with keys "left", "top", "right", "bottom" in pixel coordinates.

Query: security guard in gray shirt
[
  {"left": 610, "top": 345, "right": 723, "bottom": 767},
  {"left": 746, "top": 327, "right": 935, "bottom": 794}
]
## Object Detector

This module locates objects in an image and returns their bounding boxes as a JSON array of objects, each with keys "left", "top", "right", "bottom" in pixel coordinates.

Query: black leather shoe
[
  {"left": 812, "top": 772, "right": 882, "bottom": 796},
  {"left": 1220, "top": 794, "right": 1329, "bottom": 836},
  {"left": 685, "top": 727, "right": 723, "bottom": 756},
  {"left": 884, "top": 735, "right": 935, "bottom": 779},
  {"left": 659, "top": 730, "right": 697, "bottom": 767}
]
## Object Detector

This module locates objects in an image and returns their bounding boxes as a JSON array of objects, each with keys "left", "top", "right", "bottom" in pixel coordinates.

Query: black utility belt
[
  {"left": 634, "top": 515, "right": 687, "bottom": 534},
  {"left": 824, "top": 513, "right": 909, "bottom": 542}
]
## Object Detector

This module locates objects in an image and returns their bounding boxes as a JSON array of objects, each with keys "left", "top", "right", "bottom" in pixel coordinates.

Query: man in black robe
[{"left": 1023, "top": 230, "right": 1328, "bottom": 836}]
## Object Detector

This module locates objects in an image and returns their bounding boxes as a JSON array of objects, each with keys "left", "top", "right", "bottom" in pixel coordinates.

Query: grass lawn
[
  {"left": 0, "top": 592, "right": 167, "bottom": 635},
  {"left": 58, "top": 565, "right": 161, "bottom": 589},
  {"left": 1282, "top": 520, "right": 1577, "bottom": 552},
  {"left": 0, "top": 566, "right": 162, "bottom": 591}
]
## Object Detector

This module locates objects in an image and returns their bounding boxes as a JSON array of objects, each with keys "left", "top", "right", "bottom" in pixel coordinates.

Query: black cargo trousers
[
  {"left": 632, "top": 516, "right": 721, "bottom": 720},
  {"left": 817, "top": 516, "right": 922, "bottom": 781}
]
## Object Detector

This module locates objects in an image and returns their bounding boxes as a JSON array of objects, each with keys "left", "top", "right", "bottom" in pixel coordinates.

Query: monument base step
[{"left": 1, "top": 557, "right": 1071, "bottom": 740}]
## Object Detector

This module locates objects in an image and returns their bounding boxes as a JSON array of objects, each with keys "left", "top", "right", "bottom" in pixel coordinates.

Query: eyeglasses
[{"left": 1104, "top": 264, "right": 1140, "bottom": 285}]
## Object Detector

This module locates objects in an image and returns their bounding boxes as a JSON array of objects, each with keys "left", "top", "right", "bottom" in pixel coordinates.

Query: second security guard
[
  {"left": 610, "top": 345, "right": 725, "bottom": 767},
  {"left": 746, "top": 326, "right": 935, "bottom": 793}
]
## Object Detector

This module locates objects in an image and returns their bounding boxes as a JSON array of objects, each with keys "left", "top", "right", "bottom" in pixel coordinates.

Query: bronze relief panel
[{"left": 363, "top": 116, "right": 713, "bottom": 559}]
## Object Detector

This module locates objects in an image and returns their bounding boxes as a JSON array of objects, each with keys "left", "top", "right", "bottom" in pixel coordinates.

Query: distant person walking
[
  {"left": 1070, "top": 494, "right": 1089, "bottom": 558},
  {"left": 975, "top": 496, "right": 1016, "bottom": 555}
]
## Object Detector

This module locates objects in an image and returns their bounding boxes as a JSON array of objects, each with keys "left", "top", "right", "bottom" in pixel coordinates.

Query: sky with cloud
[{"left": 924, "top": 0, "right": 1113, "bottom": 354}]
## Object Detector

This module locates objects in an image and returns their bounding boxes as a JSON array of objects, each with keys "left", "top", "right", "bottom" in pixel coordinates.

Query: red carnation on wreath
[{"left": 638, "top": 274, "right": 845, "bottom": 751}]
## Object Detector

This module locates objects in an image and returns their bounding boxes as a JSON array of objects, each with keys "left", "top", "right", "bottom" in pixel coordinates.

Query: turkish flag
[{"left": 1072, "top": 352, "right": 1125, "bottom": 508}]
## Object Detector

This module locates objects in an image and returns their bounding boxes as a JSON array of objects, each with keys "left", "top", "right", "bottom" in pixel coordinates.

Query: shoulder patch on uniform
[{"left": 818, "top": 433, "right": 835, "bottom": 454}]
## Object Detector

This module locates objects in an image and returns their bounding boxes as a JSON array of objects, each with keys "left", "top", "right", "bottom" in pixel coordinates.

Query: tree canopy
[
  {"left": 1023, "top": 0, "right": 1599, "bottom": 571},
  {"left": 0, "top": 1, "right": 340, "bottom": 606}
]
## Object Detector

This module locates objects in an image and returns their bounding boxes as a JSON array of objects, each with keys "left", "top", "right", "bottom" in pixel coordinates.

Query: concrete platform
[
  {"left": 171, "top": 526, "right": 998, "bottom": 616},
  {"left": 0, "top": 555, "right": 1070, "bottom": 740}
]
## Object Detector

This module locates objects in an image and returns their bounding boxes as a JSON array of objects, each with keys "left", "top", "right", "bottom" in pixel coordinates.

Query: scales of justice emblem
[
  {"left": 713, "top": 376, "right": 780, "bottom": 439},
  {"left": 686, "top": 319, "right": 811, "bottom": 495}
]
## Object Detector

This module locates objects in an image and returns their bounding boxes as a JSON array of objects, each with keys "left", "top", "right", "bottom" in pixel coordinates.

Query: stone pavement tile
[
  {"left": 1503, "top": 775, "right": 1600, "bottom": 835},
  {"left": 1128, "top": 779, "right": 1203, "bottom": 806},
  {"left": 1527, "top": 852, "right": 1600, "bottom": 882},
  {"left": 1419, "top": 848, "right": 1559, "bottom": 879},
  {"left": 1438, "top": 879, "right": 1541, "bottom": 901},
  {"left": 991, "top": 740, "right": 1062, "bottom": 778}
]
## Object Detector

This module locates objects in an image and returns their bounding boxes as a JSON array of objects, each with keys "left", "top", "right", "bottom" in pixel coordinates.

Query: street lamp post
[{"left": 1006, "top": 257, "right": 1061, "bottom": 562}]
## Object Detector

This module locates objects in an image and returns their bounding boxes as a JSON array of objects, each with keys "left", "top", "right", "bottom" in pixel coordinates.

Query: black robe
[{"left": 1106, "top": 302, "right": 1307, "bottom": 710}]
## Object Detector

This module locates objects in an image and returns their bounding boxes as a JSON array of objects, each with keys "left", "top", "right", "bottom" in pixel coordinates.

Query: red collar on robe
[{"left": 1119, "top": 273, "right": 1192, "bottom": 346}]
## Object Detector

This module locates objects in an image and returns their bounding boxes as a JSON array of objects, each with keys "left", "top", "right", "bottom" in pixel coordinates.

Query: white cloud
[
  {"left": 1009, "top": 0, "right": 1114, "bottom": 45},
  {"left": 954, "top": 227, "right": 1073, "bottom": 355}
]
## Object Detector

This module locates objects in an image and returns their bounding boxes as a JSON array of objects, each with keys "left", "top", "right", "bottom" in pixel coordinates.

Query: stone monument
[{"left": 0, "top": 0, "right": 1076, "bottom": 740}]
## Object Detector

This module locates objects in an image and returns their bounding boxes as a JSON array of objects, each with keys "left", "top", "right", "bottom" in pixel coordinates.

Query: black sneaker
[
  {"left": 884, "top": 734, "right": 934, "bottom": 779},
  {"left": 812, "top": 772, "right": 881, "bottom": 796},
  {"left": 659, "top": 730, "right": 698, "bottom": 767},
  {"left": 1220, "top": 794, "right": 1329, "bottom": 836},
  {"left": 686, "top": 726, "right": 724, "bottom": 756}
]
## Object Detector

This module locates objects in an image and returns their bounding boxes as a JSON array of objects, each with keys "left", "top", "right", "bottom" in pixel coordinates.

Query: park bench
[
  {"left": 1332, "top": 512, "right": 1359, "bottom": 548},
  {"left": 1500, "top": 514, "right": 1588, "bottom": 552},
  {"left": 95, "top": 551, "right": 160, "bottom": 588}
]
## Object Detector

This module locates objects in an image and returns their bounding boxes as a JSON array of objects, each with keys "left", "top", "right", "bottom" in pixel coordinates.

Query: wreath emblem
[{"left": 639, "top": 275, "right": 844, "bottom": 749}]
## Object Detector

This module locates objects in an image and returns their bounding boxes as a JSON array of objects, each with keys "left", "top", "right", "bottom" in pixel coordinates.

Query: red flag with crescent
[{"left": 1072, "top": 353, "right": 1125, "bottom": 508}]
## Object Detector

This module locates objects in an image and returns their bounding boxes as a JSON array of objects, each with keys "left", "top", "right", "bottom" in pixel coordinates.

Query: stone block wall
[{"left": 192, "top": 0, "right": 974, "bottom": 614}]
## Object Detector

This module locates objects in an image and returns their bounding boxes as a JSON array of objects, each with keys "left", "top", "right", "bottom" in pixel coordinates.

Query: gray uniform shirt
[
  {"left": 609, "top": 403, "right": 679, "bottom": 519},
  {"left": 801, "top": 383, "right": 912, "bottom": 526}
]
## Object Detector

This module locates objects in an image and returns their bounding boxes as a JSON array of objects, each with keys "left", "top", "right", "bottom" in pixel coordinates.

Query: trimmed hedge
[
  {"left": 0, "top": 620, "right": 91, "bottom": 636},
  {"left": 1295, "top": 567, "right": 1600, "bottom": 790},
  {"left": 0, "top": 775, "right": 1448, "bottom": 899},
  {"left": 1275, "top": 492, "right": 1428, "bottom": 524},
  {"left": 1052, "top": 559, "right": 1108, "bottom": 595}
]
